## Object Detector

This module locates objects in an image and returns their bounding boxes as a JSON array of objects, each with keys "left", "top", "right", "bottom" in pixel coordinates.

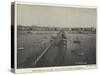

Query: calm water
[{"left": 17, "top": 31, "right": 96, "bottom": 68}]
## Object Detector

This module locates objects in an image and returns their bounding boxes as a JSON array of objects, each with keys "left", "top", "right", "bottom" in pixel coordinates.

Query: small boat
[
  {"left": 73, "top": 40, "right": 81, "bottom": 43},
  {"left": 18, "top": 47, "right": 24, "bottom": 50},
  {"left": 77, "top": 52, "right": 85, "bottom": 56}
]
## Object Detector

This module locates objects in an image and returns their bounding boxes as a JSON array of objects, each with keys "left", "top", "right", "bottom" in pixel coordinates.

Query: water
[{"left": 17, "top": 31, "right": 96, "bottom": 68}]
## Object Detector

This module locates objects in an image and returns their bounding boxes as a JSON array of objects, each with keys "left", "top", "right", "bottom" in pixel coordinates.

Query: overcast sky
[{"left": 17, "top": 4, "right": 96, "bottom": 28}]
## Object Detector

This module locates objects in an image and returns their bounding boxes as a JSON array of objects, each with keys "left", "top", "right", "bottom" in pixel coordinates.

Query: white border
[
  {"left": 15, "top": 1, "right": 97, "bottom": 8},
  {"left": 14, "top": 2, "right": 17, "bottom": 72},
  {"left": 16, "top": 65, "right": 96, "bottom": 74},
  {"left": 12, "top": 1, "right": 97, "bottom": 73}
]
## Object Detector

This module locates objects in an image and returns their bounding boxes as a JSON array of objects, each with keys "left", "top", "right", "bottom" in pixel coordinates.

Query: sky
[{"left": 17, "top": 4, "right": 96, "bottom": 28}]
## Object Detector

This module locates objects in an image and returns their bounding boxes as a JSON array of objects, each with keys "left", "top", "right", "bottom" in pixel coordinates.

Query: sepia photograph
[
  {"left": 16, "top": 4, "right": 96, "bottom": 69},
  {"left": 11, "top": 2, "right": 96, "bottom": 72}
]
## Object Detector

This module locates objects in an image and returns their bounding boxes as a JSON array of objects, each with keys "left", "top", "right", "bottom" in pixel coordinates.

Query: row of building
[{"left": 17, "top": 25, "right": 96, "bottom": 32}]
